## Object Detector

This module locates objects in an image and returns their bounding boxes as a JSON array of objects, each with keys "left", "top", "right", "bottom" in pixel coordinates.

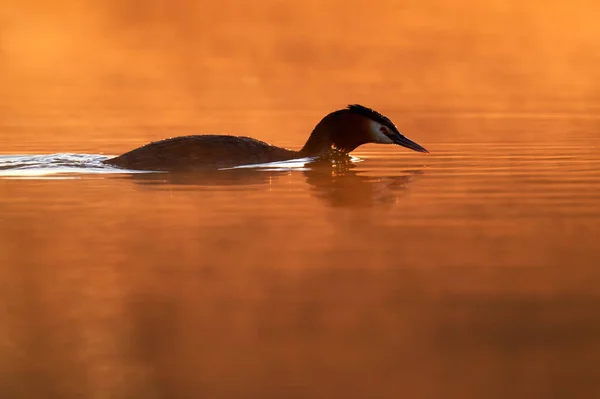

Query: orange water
[{"left": 1, "top": 1, "right": 600, "bottom": 398}]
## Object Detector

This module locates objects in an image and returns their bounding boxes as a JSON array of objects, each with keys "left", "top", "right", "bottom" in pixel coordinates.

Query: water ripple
[{"left": 0, "top": 154, "right": 126, "bottom": 177}]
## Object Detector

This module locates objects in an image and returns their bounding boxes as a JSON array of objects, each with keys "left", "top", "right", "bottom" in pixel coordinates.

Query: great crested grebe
[{"left": 102, "top": 104, "right": 428, "bottom": 171}]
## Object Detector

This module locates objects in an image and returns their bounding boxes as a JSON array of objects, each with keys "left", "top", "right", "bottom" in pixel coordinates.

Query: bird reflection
[
  {"left": 304, "top": 161, "right": 423, "bottom": 208},
  {"left": 118, "top": 168, "right": 288, "bottom": 188},
  {"left": 122, "top": 159, "right": 424, "bottom": 208}
]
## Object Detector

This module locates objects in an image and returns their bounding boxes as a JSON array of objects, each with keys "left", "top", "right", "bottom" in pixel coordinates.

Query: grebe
[{"left": 103, "top": 104, "right": 428, "bottom": 171}]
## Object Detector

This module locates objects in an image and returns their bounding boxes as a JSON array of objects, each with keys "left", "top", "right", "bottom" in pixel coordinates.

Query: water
[{"left": 2, "top": 1, "right": 600, "bottom": 398}]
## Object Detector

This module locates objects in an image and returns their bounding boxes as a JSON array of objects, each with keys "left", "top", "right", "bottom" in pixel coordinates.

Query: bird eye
[{"left": 380, "top": 126, "right": 389, "bottom": 135}]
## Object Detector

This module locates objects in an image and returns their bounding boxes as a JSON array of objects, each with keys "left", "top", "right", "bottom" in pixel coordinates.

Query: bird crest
[{"left": 347, "top": 104, "right": 400, "bottom": 134}]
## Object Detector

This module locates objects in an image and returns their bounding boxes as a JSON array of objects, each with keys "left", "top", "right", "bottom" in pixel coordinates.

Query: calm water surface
[
  {"left": 2, "top": 1, "right": 600, "bottom": 398},
  {"left": 1, "top": 113, "right": 599, "bottom": 398}
]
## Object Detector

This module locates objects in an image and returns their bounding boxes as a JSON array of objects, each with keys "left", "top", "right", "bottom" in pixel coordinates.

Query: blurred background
[{"left": 2, "top": 0, "right": 599, "bottom": 152}]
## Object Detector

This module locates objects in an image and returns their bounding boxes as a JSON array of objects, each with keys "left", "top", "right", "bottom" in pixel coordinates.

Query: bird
[{"left": 102, "top": 104, "right": 428, "bottom": 171}]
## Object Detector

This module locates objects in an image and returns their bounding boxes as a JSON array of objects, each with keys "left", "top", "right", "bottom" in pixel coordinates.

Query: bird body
[
  {"left": 104, "top": 135, "right": 299, "bottom": 170},
  {"left": 103, "top": 104, "right": 428, "bottom": 171}
]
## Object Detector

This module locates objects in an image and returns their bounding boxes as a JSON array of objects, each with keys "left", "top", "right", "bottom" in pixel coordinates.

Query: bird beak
[{"left": 391, "top": 133, "right": 429, "bottom": 153}]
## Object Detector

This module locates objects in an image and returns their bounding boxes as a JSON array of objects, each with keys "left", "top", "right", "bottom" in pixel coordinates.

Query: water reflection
[
  {"left": 0, "top": 153, "right": 424, "bottom": 208},
  {"left": 121, "top": 168, "right": 289, "bottom": 187},
  {"left": 123, "top": 161, "right": 424, "bottom": 208},
  {"left": 304, "top": 165, "right": 424, "bottom": 208}
]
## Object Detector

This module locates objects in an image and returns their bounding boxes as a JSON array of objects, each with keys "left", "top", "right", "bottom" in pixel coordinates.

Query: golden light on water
[{"left": 1, "top": 1, "right": 600, "bottom": 398}]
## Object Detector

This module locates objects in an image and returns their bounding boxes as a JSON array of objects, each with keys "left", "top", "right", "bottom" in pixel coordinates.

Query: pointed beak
[{"left": 391, "top": 134, "right": 429, "bottom": 154}]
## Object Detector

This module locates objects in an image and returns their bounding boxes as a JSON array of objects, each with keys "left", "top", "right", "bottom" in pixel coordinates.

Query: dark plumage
[
  {"left": 105, "top": 135, "right": 297, "bottom": 171},
  {"left": 103, "top": 104, "right": 428, "bottom": 171},
  {"left": 346, "top": 104, "right": 400, "bottom": 135}
]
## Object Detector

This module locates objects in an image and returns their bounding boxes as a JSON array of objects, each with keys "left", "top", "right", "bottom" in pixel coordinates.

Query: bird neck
[
  {"left": 300, "top": 110, "right": 367, "bottom": 156},
  {"left": 300, "top": 127, "right": 336, "bottom": 156}
]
